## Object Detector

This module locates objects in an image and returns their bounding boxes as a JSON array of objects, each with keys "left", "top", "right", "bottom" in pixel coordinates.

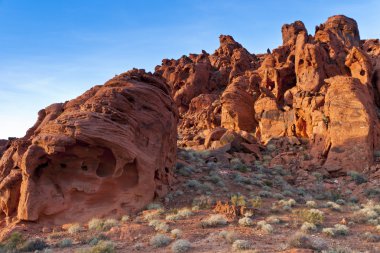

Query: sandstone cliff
[{"left": 156, "top": 15, "right": 380, "bottom": 175}]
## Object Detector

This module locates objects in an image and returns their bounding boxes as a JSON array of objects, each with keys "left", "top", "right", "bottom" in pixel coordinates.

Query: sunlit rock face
[
  {"left": 0, "top": 69, "right": 178, "bottom": 224},
  {"left": 156, "top": 15, "right": 380, "bottom": 174}
]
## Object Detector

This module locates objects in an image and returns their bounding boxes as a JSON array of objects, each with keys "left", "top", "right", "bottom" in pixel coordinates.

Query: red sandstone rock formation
[
  {"left": 156, "top": 15, "right": 380, "bottom": 174},
  {"left": 0, "top": 69, "right": 178, "bottom": 224},
  {"left": 1, "top": 14, "right": 379, "bottom": 227}
]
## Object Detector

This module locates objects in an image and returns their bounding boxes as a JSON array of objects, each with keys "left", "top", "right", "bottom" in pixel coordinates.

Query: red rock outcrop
[
  {"left": 0, "top": 69, "right": 178, "bottom": 224},
  {"left": 157, "top": 15, "right": 380, "bottom": 174},
  {"left": 323, "top": 76, "right": 380, "bottom": 173}
]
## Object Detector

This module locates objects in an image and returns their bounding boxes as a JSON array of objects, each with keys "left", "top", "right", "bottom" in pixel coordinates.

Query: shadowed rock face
[
  {"left": 0, "top": 69, "right": 178, "bottom": 223},
  {"left": 155, "top": 15, "right": 380, "bottom": 174}
]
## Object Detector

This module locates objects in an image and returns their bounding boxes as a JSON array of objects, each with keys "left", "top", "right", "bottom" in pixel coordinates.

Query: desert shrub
[
  {"left": 148, "top": 220, "right": 169, "bottom": 232},
  {"left": 238, "top": 217, "right": 253, "bottom": 227},
  {"left": 266, "top": 144, "right": 276, "bottom": 152},
  {"left": 233, "top": 174, "right": 251, "bottom": 184},
  {"left": 165, "top": 213, "right": 182, "bottom": 221},
  {"left": 249, "top": 197, "right": 262, "bottom": 209},
  {"left": 201, "top": 214, "right": 227, "bottom": 228},
  {"left": 206, "top": 172, "right": 224, "bottom": 185},
  {"left": 364, "top": 188, "right": 380, "bottom": 198},
  {"left": 219, "top": 230, "right": 239, "bottom": 244},
  {"left": 68, "top": 223, "right": 83, "bottom": 234},
  {"left": 146, "top": 203, "right": 163, "bottom": 210},
  {"left": 166, "top": 208, "right": 193, "bottom": 221},
  {"left": 266, "top": 216, "right": 281, "bottom": 224},
  {"left": 121, "top": 215, "right": 129, "bottom": 222},
  {"left": 362, "top": 232, "right": 380, "bottom": 242},
  {"left": 306, "top": 200, "right": 317, "bottom": 208},
  {"left": 347, "top": 171, "right": 367, "bottom": 184},
  {"left": 143, "top": 209, "right": 164, "bottom": 221},
  {"left": 58, "top": 238, "right": 73, "bottom": 248},
  {"left": 352, "top": 201, "right": 380, "bottom": 223},
  {"left": 171, "top": 239, "right": 191, "bottom": 253},
  {"left": 88, "top": 218, "right": 118, "bottom": 232},
  {"left": 273, "top": 193, "right": 284, "bottom": 200},
  {"left": 322, "top": 224, "right": 348, "bottom": 237},
  {"left": 300, "top": 222, "right": 317, "bottom": 233},
  {"left": 322, "top": 228, "right": 335, "bottom": 237},
  {"left": 102, "top": 219, "right": 119, "bottom": 231},
  {"left": 312, "top": 172, "right": 323, "bottom": 182},
  {"left": 335, "top": 199, "right": 345, "bottom": 205},
  {"left": 185, "top": 179, "right": 202, "bottom": 188},
  {"left": 132, "top": 242, "right": 144, "bottom": 251},
  {"left": 177, "top": 208, "right": 193, "bottom": 218},
  {"left": 88, "top": 218, "right": 104, "bottom": 231},
  {"left": 171, "top": 229, "right": 182, "bottom": 239},
  {"left": 90, "top": 240, "right": 115, "bottom": 253},
  {"left": 322, "top": 247, "right": 354, "bottom": 253},
  {"left": 298, "top": 209, "right": 324, "bottom": 225},
  {"left": 258, "top": 191, "right": 272, "bottom": 198},
  {"left": 19, "top": 238, "right": 48, "bottom": 252},
  {"left": 279, "top": 199, "right": 296, "bottom": 207},
  {"left": 287, "top": 232, "right": 327, "bottom": 250},
  {"left": 231, "top": 240, "right": 251, "bottom": 251},
  {"left": 176, "top": 166, "right": 194, "bottom": 177},
  {"left": 326, "top": 201, "right": 342, "bottom": 212},
  {"left": 192, "top": 195, "right": 214, "bottom": 210},
  {"left": 332, "top": 224, "right": 349, "bottom": 236},
  {"left": 150, "top": 234, "right": 171, "bottom": 248},
  {"left": 231, "top": 194, "right": 246, "bottom": 206},
  {"left": 2, "top": 232, "right": 25, "bottom": 251},
  {"left": 257, "top": 221, "right": 273, "bottom": 234}
]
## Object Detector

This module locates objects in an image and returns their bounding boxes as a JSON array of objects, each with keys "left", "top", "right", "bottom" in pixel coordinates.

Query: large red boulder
[{"left": 0, "top": 69, "right": 178, "bottom": 224}]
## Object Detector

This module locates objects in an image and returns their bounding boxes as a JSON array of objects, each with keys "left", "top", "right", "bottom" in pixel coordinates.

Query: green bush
[{"left": 298, "top": 209, "right": 324, "bottom": 225}]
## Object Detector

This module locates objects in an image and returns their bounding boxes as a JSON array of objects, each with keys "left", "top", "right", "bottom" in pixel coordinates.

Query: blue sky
[{"left": 0, "top": 0, "right": 379, "bottom": 138}]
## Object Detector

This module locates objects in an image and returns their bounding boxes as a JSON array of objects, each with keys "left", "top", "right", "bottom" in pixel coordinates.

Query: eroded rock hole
[
  {"left": 33, "top": 161, "right": 49, "bottom": 180},
  {"left": 360, "top": 70, "right": 365, "bottom": 76},
  {"left": 96, "top": 149, "right": 116, "bottom": 177},
  {"left": 119, "top": 159, "right": 138, "bottom": 189}
]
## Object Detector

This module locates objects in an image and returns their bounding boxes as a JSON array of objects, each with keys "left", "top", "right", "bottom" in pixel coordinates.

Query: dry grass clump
[
  {"left": 219, "top": 230, "right": 239, "bottom": 244},
  {"left": 287, "top": 232, "right": 327, "bottom": 251},
  {"left": 238, "top": 217, "right": 254, "bottom": 227},
  {"left": 266, "top": 216, "right": 281, "bottom": 224},
  {"left": 143, "top": 209, "right": 165, "bottom": 221},
  {"left": 257, "top": 221, "right": 274, "bottom": 234},
  {"left": 150, "top": 234, "right": 172, "bottom": 248},
  {"left": 171, "top": 229, "right": 182, "bottom": 239},
  {"left": 68, "top": 223, "right": 83, "bottom": 234},
  {"left": 298, "top": 209, "right": 324, "bottom": 225},
  {"left": 88, "top": 218, "right": 119, "bottom": 231},
  {"left": 171, "top": 239, "right": 192, "bottom": 253},
  {"left": 166, "top": 208, "right": 193, "bottom": 221},
  {"left": 201, "top": 214, "right": 228, "bottom": 228},
  {"left": 306, "top": 200, "right": 317, "bottom": 208},
  {"left": 326, "top": 201, "right": 342, "bottom": 211},
  {"left": 322, "top": 224, "right": 349, "bottom": 237},
  {"left": 231, "top": 240, "right": 251, "bottom": 251},
  {"left": 300, "top": 222, "right": 317, "bottom": 233},
  {"left": 352, "top": 201, "right": 380, "bottom": 224},
  {"left": 148, "top": 220, "right": 170, "bottom": 232}
]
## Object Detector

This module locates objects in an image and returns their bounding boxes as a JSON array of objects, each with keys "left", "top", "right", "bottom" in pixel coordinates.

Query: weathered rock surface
[
  {"left": 0, "top": 69, "right": 178, "bottom": 224},
  {"left": 155, "top": 15, "right": 380, "bottom": 174}
]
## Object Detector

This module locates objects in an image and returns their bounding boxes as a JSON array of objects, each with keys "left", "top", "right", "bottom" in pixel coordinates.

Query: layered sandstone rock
[
  {"left": 157, "top": 15, "right": 380, "bottom": 174},
  {"left": 324, "top": 76, "right": 380, "bottom": 173},
  {"left": 0, "top": 69, "right": 178, "bottom": 223}
]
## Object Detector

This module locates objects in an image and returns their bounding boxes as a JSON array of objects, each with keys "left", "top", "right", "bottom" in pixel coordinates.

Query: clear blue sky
[{"left": 0, "top": 0, "right": 379, "bottom": 138}]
